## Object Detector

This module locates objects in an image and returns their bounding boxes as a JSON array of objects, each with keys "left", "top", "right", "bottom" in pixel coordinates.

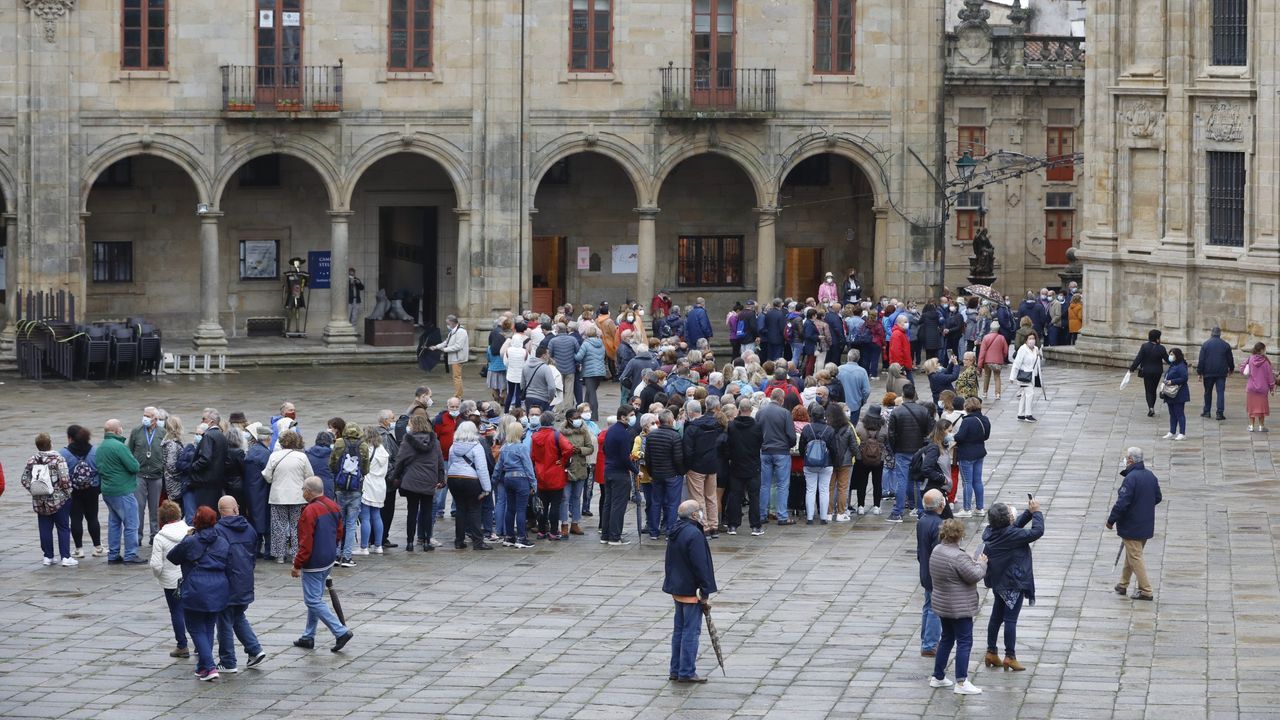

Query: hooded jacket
[
  {"left": 214, "top": 514, "right": 258, "bottom": 606},
  {"left": 884, "top": 363, "right": 908, "bottom": 397},
  {"left": 561, "top": 423, "right": 595, "bottom": 482},
  {"left": 575, "top": 336, "right": 608, "bottom": 378},
  {"left": 393, "top": 431, "right": 447, "bottom": 496},
  {"left": 888, "top": 324, "right": 913, "bottom": 370},
  {"left": 150, "top": 519, "right": 190, "bottom": 590},
  {"left": 682, "top": 414, "right": 725, "bottom": 474},
  {"left": 531, "top": 427, "right": 575, "bottom": 492},
  {"left": 521, "top": 357, "right": 557, "bottom": 403},
  {"left": 982, "top": 509, "right": 1043, "bottom": 603},
  {"left": 726, "top": 415, "right": 764, "bottom": 479},
  {"left": 1241, "top": 353, "right": 1277, "bottom": 394},
  {"left": 329, "top": 425, "right": 371, "bottom": 476},
  {"left": 547, "top": 332, "right": 582, "bottom": 375},
  {"left": 166, "top": 527, "right": 232, "bottom": 613},
  {"left": 305, "top": 443, "right": 335, "bottom": 498}
]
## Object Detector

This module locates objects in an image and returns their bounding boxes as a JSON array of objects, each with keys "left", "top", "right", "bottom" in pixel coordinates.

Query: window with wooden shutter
[
  {"left": 1045, "top": 210, "right": 1074, "bottom": 264},
  {"left": 570, "top": 0, "right": 612, "bottom": 72},
  {"left": 122, "top": 0, "right": 167, "bottom": 70},
  {"left": 1046, "top": 109, "right": 1075, "bottom": 181},
  {"left": 389, "top": 0, "right": 432, "bottom": 70}
]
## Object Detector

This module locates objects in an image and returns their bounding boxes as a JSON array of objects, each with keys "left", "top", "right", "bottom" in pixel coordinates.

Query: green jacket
[
  {"left": 329, "top": 425, "right": 371, "bottom": 476},
  {"left": 97, "top": 433, "right": 141, "bottom": 497},
  {"left": 126, "top": 424, "right": 165, "bottom": 478}
]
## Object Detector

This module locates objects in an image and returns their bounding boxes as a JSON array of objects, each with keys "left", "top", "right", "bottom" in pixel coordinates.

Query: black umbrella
[
  {"left": 417, "top": 326, "right": 443, "bottom": 372},
  {"left": 632, "top": 475, "right": 644, "bottom": 544},
  {"left": 326, "top": 576, "right": 346, "bottom": 624},
  {"left": 700, "top": 600, "right": 727, "bottom": 677}
]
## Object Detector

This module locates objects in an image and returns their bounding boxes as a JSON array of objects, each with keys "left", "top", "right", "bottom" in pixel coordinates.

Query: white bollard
[
  {"left": 188, "top": 355, "right": 197, "bottom": 374},
  {"left": 203, "top": 355, "right": 210, "bottom": 372},
  {"left": 218, "top": 355, "right": 226, "bottom": 372}
]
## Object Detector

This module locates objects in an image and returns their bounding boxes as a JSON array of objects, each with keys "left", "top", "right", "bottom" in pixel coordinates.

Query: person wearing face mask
[
  {"left": 127, "top": 406, "right": 166, "bottom": 546},
  {"left": 1129, "top": 330, "right": 1169, "bottom": 418},
  {"left": 575, "top": 403, "right": 601, "bottom": 517},
  {"left": 559, "top": 408, "right": 595, "bottom": 536},
  {"left": 601, "top": 406, "right": 638, "bottom": 545},
  {"left": 431, "top": 315, "right": 470, "bottom": 400},
  {"left": 346, "top": 268, "right": 364, "bottom": 327},
  {"left": 1010, "top": 334, "right": 1042, "bottom": 422},
  {"left": 941, "top": 303, "right": 964, "bottom": 365},
  {"left": 432, "top": 397, "right": 463, "bottom": 520},
  {"left": 841, "top": 268, "right": 862, "bottom": 305},
  {"left": 1107, "top": 447, "right": 1162, "bottom": 601},
  {"left": 1160, "top": 348, "right": 1190, "bottom": 440},
  {"left": 1047, "top": 294, "right": 1064, "bottom": 346}
]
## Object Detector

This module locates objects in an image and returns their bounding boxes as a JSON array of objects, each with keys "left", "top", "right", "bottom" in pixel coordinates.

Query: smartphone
[
  {"left": 1027, "top": 492, "right": 1034, "bottom": 501},
  {"left": 972, "top": 542, "right": 985, "bottom": 561}
]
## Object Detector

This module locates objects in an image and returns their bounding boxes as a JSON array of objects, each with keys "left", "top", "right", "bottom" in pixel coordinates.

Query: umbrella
[
  {"left": 632, "top": 475, "right": 644, "bottom": 544},
  {"left": 699, "top": 600, "right": 727, "bottom": 677},
  {"left": 417, "top": 326, "right": 443, "bottom": 372},
  {"left": 326, "top": 576, "right": 347, "bottom": 624},
  {"left": 964, "top": 285, "right": 1010, "bottom": 307}
]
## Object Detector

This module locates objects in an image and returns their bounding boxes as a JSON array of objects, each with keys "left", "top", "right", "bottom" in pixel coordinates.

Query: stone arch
[
  {"left": 530, "top": 133, "right": 651, "bottom": 206},
  {"left": 0, "top": 159, "right": 16, "bottom": 211},
  {"left": 341, "top": 134, "right": 472, "bottom": 209},
  {"left": 80, "top": 136, "right": 213, "bottom": 212},
  {"left": 213, "top": 138, "right": 342, "bottom": 210},
  {"left": 773, "top": 136, "right": 890, "bottom": 208},
  {"left": 652, "top": 142, "right": 772, "bottom": 209}
]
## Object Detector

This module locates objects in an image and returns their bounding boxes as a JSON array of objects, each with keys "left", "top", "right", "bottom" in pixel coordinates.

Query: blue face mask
[
  {"left": 571, "top": 419, "right": 584, "bottom": 428},
  {"left": 141, "top": 417, "right": 153, "bottom": 429}
]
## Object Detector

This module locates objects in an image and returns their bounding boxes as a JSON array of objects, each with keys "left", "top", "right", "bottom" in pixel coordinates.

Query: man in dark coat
[
  {"left": 244, "top": 425, "right": 273, "bottom": 558},
  {"left": 645, "top": 410, "right": 685, "bottom": 538},
  {"left": 215, "top": 495, "right": 266, "bottom": 671},
  {"left": 1107, "top": 447, "right": 1162, "bottom": 601},
  {"left": 915, "top": 489, "right": 944, "bottom": 657},
  {"left": 823, "top": 301, "right": 846, "bottom": 367},
  {"left": 681, "top": 400, "right": 725, "bottom": 537},
  {"left": 1196, "top": 326, "right": 1235, "bottom": 420},
  {"left": 724, "top": 398, "right": 764, "bottom": 535},
  {"left": 762, "top": 299, "right": 789, "bottom": 362},
  {"left": 663, "top": 500, "right": 718, "bottom": 684},
  {"left": 188, "top": 409, "right": 228, "bottom": 513},
  {"left": 684, "top": 297, "right": 713, "bottom": 348}
]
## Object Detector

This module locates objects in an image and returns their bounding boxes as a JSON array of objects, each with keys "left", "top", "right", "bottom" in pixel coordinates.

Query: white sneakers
[
  {"left": 61, "top": 557, "right": 79, "bottom": 567},
  {"left": 1174, "top": 433, "right": 1185, "bottom": 441},
  {"left": 372, "top": 545, "right": 384, "bottom": 555},
  {"left": 41, "top": 557, "right": 55, "bottom": 566},
  {"left": 856, "top": 506, "right": 866, "bottom": 516},
  {"left": 955, "top": 509, "right": 972, "bottom": 518},
  {"left": 92, "top": 546, "right": 107, "bottom": 557},
  {"left": 872, "top": 506, "right": 882, "bottom": 515},
  {"left": 1162, "top": 432, "right": 1174, "bottom": 439},
  {"left": 929, "top": 677, "right": 954, "bottom": 688},
  {"left": 354, "top": 548, "right": 370, "bottom": 556},
  {"left": 954, "top": 679, "right": 982, "bottom": 695},
  {"left": 835, "top": 513, "right": 851, "bottom": 522},
  {"left": 71, "top": 547, "right": 84, "bottom": 559}
]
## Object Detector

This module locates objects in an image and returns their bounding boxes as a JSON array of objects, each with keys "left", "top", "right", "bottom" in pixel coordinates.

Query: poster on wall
[
  {"left": 577, "top": 246, "right": 590, "bottom": 270},
  {"left": 239, "top": 239, "right": 279, "bottom": 280},
  {"left": 258, "top": 10, "right": 274, "bottom": 27},
  {"left": 282, "top": 11, "right": 301, "bottom": 26},
  {"left": 308, "top": 250, "right": 331, "bottom": 289},
  {"left": 611, "top": 245, "right": 638, "bottom": 274}
]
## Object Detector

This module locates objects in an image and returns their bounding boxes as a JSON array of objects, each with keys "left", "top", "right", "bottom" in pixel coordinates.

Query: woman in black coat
[
  {"left": 981, "top": 499, "right": 1044, "bottom": 672},
  {"left": 391, "top": 415, "right": 447, "bottom": 551},
  {"left": 921, "top": 303, "right": 943, "bottom": 359},
  {"left": 1129, "top": 329, "right": 1168, "bottom": 417}
]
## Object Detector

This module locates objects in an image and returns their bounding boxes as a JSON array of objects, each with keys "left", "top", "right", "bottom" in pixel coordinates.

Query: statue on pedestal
[{"left": 968, "top": 227, "right": 997, "bottom": 287}]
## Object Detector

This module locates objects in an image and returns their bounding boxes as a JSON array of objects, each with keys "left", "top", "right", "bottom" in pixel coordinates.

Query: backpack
[
  {"left": 29, "top": 460, "right": 55, "bottom": 497},
  {"left": 851, "top": 321, "right": 872, "bottom": 346},
  {"left": 907, "top": 446, "right": 927, "bottom": 484},
  {"left": 69, "top": 453, "right": 98, "bottom": 491},
  {"left": 785, "top": 314, "right": 803, "bottom": 343},
  {"left": 859, "top": 430, "right": 884, "bottom": 466},
  {"left": 393, "top": 414, "right": 410, "bottom": 444},
  {"left": 802, "top": 428, "right": 830, "bottom": 468},
  {"left": 334, "top": 443, "right": 364, "bottom": 492}
]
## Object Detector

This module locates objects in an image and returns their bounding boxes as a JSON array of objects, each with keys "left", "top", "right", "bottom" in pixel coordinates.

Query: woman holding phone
[{"left": 981, "top": 498, "right": 1044, "bottom": 672}]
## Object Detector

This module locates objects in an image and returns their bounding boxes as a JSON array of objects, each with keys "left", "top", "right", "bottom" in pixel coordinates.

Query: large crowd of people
[{"left": 8, "top": 273, "right": 1267, "bottom": 687}]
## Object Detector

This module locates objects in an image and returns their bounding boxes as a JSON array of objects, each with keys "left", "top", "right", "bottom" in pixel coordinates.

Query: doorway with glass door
[
  {"left": 693, "top": 0, "right": 735, "bottom": 110},
  {"left": 256, "top": 0, "right": 303, "bottom": 108}
]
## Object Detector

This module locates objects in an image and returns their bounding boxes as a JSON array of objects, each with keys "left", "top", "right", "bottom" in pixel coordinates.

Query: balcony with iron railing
[
  {"left": 946, "top": 34, "right": 1085, "bottom": 80},
  {"left": 659, "top": 63, "right": 776, "bottom": 119},
  {"left": 219, "top": 62, "right": 344, "bottom": 117}
]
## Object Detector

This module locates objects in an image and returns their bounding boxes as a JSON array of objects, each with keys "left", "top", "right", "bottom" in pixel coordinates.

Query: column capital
[
  {"left": 633, "top": 206, "right": 661, "bottom": 218},
  {"left": 453, "top": 207, "right": 472, "bottom": 219},
  {"left": 197, "top": 211, "right": 224, "bottom": 222},
  {"left": 872, "top": 206, "right": 890, "bottom": 219},
  {"left": 327, "top": 210, "right": 356, "bottom": 220}
]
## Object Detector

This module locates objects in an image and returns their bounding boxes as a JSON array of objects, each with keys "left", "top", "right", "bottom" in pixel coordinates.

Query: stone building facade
[
  {"left": 0, "top": 1, "right": 969, "bottom": 353},
  {"left": 1078, "top": 1, "right": 1280, "bottom": 359},
  {"left": 943, "top": 0, "right": 1085, "bottom": 296}
]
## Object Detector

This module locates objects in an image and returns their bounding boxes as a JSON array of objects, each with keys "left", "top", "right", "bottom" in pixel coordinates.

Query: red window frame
[
  {"left": 570, "top": 0, "right": 613, "bottom": 72},
  {"left": 122, "top": 0, "right": 167, "bottom": 70},
  {"left": 958, "top": 126, "right": 987, "bottom": 158},
  {"left": 1045, "top": 209, "right": 1074, "bottom": 264},
  {"left": 389, "top": 0, "right": 432, "bottom": 71},
  {"left": 956, "top": 209, "right": 980, "bottom": 242},
  {"left": 813, "top": 0, "right": 855, "bottom": 74},
  {"left": 1046, "top": 127, "right": 1075, "bottom": 181}
]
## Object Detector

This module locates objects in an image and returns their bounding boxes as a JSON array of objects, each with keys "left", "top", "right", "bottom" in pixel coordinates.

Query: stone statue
[
  {"left": 367, "top": 289, "right": 390, "bottom": 320},
  {"left": 968, "top": 228, "right": 997, "bottom": 285}
]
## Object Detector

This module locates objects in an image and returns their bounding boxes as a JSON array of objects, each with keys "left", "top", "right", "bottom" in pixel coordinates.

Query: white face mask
[
  {"left": 448, "top": 409, "right": 460, "bottom": 417},
  {"left": 582, "top": 412, "right": 592, "bottom": 421},
  {"left": 1168, "top": 355, "right": 1176, "bottom": 363},
  {"left": 571, "top": 419, "right": 584, "bottom": 428}
]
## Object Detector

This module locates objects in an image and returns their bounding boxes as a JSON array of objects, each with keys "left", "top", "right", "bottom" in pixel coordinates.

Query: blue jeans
[
  {"left": 958, "top": 458, "right": 985, "bottom": 511},
  {"left": 217, "top": 604, "right": 262, "bottom": 668},
  {"left": 301, "top": 568, "right": 349, "bottom": 641},
  {"left": 164, "top": 588, "right": 188, "bottom": 649},
  {"left": 37, "top": 503, "right": 72, "bottom": 559},
  {"left": 934, "top": 616, "right": 974, "bottom": 681},
  {"left": 359, "top": 503, "right": 384, "bottom": 548},
  {"left": 670, "top": 601, "right": 702, "bottom": 679},
  {"left": 987, "top": 592, "right": 1023, "bottom": 655},
  {"left": 890, "top": 453, "right": 914, "bottom": 516},
  {"left": 652, "top": 475, "right": 683, "bottom": 536},
  {"left": 759, "top": 453, "right": 791, "bottom": 523},
  {"left": 921, "top": 589, "right": 941, "bottom": 652},
  {"left": 1202, "top": 376, "right": 1226, "bottom": 416},
  {"left": 103, "top": 493, "right": 140, "bottom": 561},
  {"left": 560, "top": 479, "right": 585, "bottom": 523},
  {"left": 639, "top": 483, "right": 655, "bottom": 535},
  {"left": 491, "top": 478, "right": 507, "bottom": 535},
  {"left": 1168, "top": 401, "right": 1186, "bottom": 434},
  {"left": 582, "top": 469, "right": 595, "bottom": 511},
  {"left": 184, "top": 608, "right": 218, "bottom": 673},
  {"left": 181, "top": 491, "right": 198, "bottom": 524},
  {"left": 502, "top": 475, "right": 532, "bottom": 540},
  {"left": 335, "top": 490, "right": 362, "bottom": 558},
  {"left": 433, "top": 486, "right": 449, "bottom": 518}
]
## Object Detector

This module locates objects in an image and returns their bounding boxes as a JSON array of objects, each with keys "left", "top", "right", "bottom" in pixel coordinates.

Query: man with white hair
[
  {"left": 292, "top": 476, "right": 353, "bottom": 652},
  {"left": 681, "top": 400, "right": 725, "bottom": 537},
  {"left": 432, "top": 314, "right": 470, "bottom": 399},
  {"left": 1107, "top": 448, "right": 1162, "bottom": 601},
  {"left": 127, "top": 405, "right": 165, "bottom": 545},
  {"left": 663, "top": 500, "right": 717, "bottom": 684}
]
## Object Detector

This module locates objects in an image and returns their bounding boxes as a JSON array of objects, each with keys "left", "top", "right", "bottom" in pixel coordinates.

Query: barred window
[
  {"left": 678, "top": 235, "right": 743, "bottom": 287},
  {"left": 1212, "top": 0, "right": 1248, "bottom": 66},
  {"left": 570, "top": 0, "right": 612, "bottom": 72},
  {"left": 122, "top": 0, "right": 167, "bottom": 70},
  {"left": 814, "top": 0, "right": 855, "bottom": 74},
  {"left": 92, "top": 242, "right": 134, "bottom": 283},
  {"left": 389, "top": 0, "right": 432, "bottom": 70},
  {"left": 1207, "top": 151, "right": 1245, "bottom": 247}
]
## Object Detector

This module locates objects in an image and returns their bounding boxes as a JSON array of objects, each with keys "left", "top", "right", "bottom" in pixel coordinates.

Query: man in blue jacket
[
  {"left": 762, "top": 299, "right": 788, "bottom": 362},
  {"left": 215, "top": 496, "right": 267, "bottom": 672},
  {"left": 1196, "top": 326, "right": 1235, "bottom": 420},
  {"left": 1107, "top": 447, "right": 1162, "bottom": 601},
  {"left": 915, "top": 490, "right": 944, "bottom": 657},
  {"left": 837, "top": 349, "right": 872, "bottom": 421},
  {"left": 663, "top": 500, "right": 718, "bottom": 684},
  {"left": 292, "top": 477, "right": 353, "bottom": 652},
  {"left": 684, "top": 297, "right": 713, "bottom": 348}
]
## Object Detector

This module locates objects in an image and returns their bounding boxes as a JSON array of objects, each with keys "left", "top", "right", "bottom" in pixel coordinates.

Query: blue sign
[{"left": 309, "top": 251, "right": 332, "bottom": 289}]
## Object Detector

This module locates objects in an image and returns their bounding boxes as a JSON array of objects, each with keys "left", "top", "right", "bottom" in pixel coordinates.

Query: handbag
[
  {"left": 1160, "top": 381, "right": 1180, "bottom": 399},
  {"left": 1016, "top": 369, "right": 1033, "bottom": 384}
]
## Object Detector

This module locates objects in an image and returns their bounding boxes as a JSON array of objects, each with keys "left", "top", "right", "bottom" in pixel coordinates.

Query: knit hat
[{"left": 229, "top": 412, "right": 247, "bottom": 425}]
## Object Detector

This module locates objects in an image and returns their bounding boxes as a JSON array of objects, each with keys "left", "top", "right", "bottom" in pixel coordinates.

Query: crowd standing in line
[{"left": 18, "top": 272, "right": 1274, "bottom": 687}]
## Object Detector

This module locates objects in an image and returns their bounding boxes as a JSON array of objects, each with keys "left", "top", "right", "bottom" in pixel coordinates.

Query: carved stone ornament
[
  {"left": 957, "top": 0, "right": 991, "bottom": 29},
  {"left": 25, "top": 0, "right": 75, "bottom": 44},
  {"left": 1125, "top": 100, "right": 1161, "bottom": 139},
  {"left": 956, "top": 27, "right": 992, "bottom": 67},
  {"left": 1204, "top": 101, "right": 1244, "bottom": 143}
]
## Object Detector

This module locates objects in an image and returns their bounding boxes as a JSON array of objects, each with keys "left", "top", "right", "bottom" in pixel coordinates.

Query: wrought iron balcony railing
[
  {"left": 219, "top": 63, "right": 344, "bottom": 115},
  {"left": 660, "top": 64, "right": 776, "bottom": 119}
]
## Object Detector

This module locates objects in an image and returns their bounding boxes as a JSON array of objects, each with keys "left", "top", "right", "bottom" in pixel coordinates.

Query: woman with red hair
[{"left": 166, "top": 505, "right": 231, "bottom": 681}]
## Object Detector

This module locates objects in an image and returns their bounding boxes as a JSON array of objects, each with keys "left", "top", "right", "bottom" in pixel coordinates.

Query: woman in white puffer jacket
[
  {"left": 149, "top": 500, "right": 191, "bottom": 660},
  {"left": 358, "top": 426, "right": 389, "bottom": 555}
]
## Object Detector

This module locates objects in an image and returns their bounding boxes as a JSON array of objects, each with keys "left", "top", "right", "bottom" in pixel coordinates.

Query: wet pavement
[{"left": 0, "top": 362, "right": 1277, "bottom": 719}]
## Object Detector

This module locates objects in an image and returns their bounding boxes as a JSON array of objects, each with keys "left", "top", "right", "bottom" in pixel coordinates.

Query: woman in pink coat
[{"left": 1239, "top": 342, "right": 1276, "bottom": 432}]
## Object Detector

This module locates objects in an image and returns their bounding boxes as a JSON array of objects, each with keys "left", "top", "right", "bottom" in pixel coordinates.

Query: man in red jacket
[
  {"left": 530, "top": 415, "right": 575, "bottom": 540},
  {"left": 889, "top": 314, "right": 914, "bottom": 385},
  {"left": 291, "top": 477, "right": 353, "bottom": 653}
]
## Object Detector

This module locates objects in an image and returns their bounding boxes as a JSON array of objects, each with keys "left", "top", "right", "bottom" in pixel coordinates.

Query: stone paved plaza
[{"left": 0, "top": 362, "right": 1277, "bottom": 720}]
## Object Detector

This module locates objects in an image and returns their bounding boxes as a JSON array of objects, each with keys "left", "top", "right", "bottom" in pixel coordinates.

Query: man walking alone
[
  {"left": 291, "top": 477, "right": 354, "bottom": 652},
  {"left": 664, "top": 500, "right": 718, "bottom": 684},
  {"left": 1107, "top": 447, "right": 1162, "bottom": 601}
]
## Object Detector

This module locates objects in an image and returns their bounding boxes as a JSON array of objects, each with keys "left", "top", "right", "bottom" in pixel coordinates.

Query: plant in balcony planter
[
  {"left": 275, "top": 98, "right": 303, "bottom": 112},
  {"left": 312, "top": 101, "right": 341, "bottom": 112},
  {"left": 227, "top": 98, "right": 254, "bottom": 111}
]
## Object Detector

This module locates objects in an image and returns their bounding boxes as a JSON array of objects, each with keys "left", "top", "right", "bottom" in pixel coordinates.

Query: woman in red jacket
[
  {"left": 889, "top": 314, "right": 914, "bottom": 384},
  {"left": 529, "top": 414, "right": 575, "bottom": 541}
]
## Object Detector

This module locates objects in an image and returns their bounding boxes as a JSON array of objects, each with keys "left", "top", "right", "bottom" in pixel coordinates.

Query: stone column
[
  {"left": 0, "top": 213, "right": 17, "bottom": 352},
  {"left": 454, "top": 207, "right": 472, "bottom": 321},
  {"left": 323, "top": 210, "right": 358, "bottom": 347},
  {"left": 634, "top": 206, "right": 659, "bottom": 305},
  {"left": 754, "top": 206, "right": 780, "bottom": 300},
  {"left": 192, "top": 212, "right": 228, "bottom": 349},
  {"left": 872, "top": 207, "right": 889, "bottom": 297}
]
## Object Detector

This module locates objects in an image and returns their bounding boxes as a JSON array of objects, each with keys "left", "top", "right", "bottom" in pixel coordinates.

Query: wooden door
[
  {"left": 784, "top": 247, "right": 823, "bottom": 301},
  {"left": 532, "top": 236, "right": 567, "bottom": 315},
  {"left": 692, "top": 0, "right": 735, "bottom": 109},
  {"left": 256, "top": 0, "right": 303, "bottom": 105}
]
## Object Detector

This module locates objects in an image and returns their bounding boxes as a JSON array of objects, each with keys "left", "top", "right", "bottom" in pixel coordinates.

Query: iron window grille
[
  {"left": 1212, "top": 0, "right": 1248, "bottom": 66},
  {"left": 92, "top": 242, "right": 134, "bottom": 283},
  {"left": 1207, "top": 151, "right": 1246, "bottom": 247},
  {"left": 678, "top": 235, "right": 744, "bottom": 287}
]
